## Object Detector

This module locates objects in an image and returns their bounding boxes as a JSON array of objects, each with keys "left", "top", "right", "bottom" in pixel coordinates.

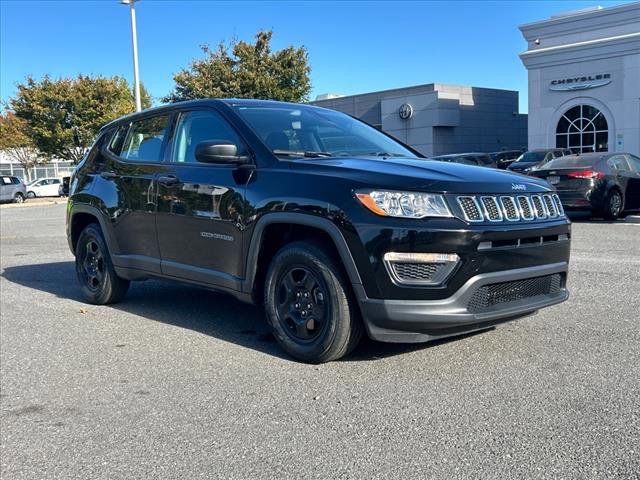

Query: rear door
[
  {"left": 624, "top": 154, "right": 640, "bottom": 210},
  {"left": 102, "top": 114, "right": 173, "bottom": 272},
  {"left": 155, "top": 107, "right": 249, "bottom": 290}
]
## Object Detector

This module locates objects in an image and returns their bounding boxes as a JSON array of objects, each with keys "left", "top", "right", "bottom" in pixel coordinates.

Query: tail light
[{"left": 567, "top": 170, "right": 605, "bottom": 179}]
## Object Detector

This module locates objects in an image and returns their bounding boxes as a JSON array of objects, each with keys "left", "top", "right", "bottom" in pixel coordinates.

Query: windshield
[
  {"left": 514, "top": 151, "right": 547, "bottom": 163},
  {"left": 233, "top": 104, "right": 417, "bottom": 159}
]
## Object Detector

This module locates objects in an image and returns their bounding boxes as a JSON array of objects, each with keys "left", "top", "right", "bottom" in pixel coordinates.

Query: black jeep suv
[{"left": 67, "top": 99, "right": 571, "bottom": 363}]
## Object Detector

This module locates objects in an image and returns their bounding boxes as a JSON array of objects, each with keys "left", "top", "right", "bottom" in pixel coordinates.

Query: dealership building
[
  {"left": 519, "top": 2, "right": 640, "bottom": 155},
  {"left": 312, "top": 83, "right": 528, "bottom": 157}
]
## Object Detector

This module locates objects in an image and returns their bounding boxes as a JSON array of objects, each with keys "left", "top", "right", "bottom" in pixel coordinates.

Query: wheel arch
[
  {"left": 68, "top": 204, "right": 118, "bottom": 256},
  {"left": 243, "top": 213, "right": 363, "bottom": 303}
]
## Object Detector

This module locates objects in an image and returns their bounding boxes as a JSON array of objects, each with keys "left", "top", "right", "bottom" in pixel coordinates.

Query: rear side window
[
  {"left": 108, "top": 125, "right": 129, "bottom": 155},
  {"left": 120, "top": 115, "right": 170, "bottom": 162},
  {"left": 609, "top": 155, "right": 630, "bottom": 172},
  {"left": 171, "top": 110, "right": 245, "bottom": 163},
  {"left": 625, "top": 155, "right": 640, "bottom": 173},
  {"left": 1, "top": 177, "right": 12, "bottom": 185}
]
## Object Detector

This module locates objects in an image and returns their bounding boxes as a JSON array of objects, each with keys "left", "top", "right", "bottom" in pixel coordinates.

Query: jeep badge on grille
[{"left": 512, "top": 183, "right": 527, "bottom": 191}]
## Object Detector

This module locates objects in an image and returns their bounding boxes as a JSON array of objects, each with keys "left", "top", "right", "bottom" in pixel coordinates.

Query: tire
[
  {"left": 602, "top": 189, "right": 623, "bottom": 220},
  {"left": 13, "top": 193, "right": 24, "bottom": 203},
  {"left": 264, "top": 241, "right": 363, "bottom": 363},
  {"left": 75, "top": 223, "right": 130, "bottom": 304},
  {"left": 27, "top": 191, "right": 36, "bottom": 198}
]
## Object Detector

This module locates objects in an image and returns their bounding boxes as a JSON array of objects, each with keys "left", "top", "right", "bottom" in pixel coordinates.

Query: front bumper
[{"left": 356, "top": 262, "right": 569, "bottom": 343}]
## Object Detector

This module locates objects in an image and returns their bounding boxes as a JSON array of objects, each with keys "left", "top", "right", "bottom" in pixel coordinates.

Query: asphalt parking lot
[{"left": 1, "top": 203, "right": 639, "bottom": 479}]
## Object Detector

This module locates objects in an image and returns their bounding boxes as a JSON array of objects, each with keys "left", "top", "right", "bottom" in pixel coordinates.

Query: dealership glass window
[{"left": 555, "top": 105, "right": 608, "bottom": 154}]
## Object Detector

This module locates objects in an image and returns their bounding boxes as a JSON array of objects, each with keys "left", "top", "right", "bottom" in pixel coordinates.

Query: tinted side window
[
  {"left": 172, "top": 110, "right": 245, "bottom": 163},
  {"left": 108, "top": 125, "right": 129, "bottom": 155},
  {"left": 120, "top": 115, "right": 170, "bottom": 162},
  {"left": 11, "top": 177, "right": 20, "bottom": 184},
  {"left": 609, "top": 155, "right": 630, "bottom": 171},
  {"left": 625, "top": 155, "right": 640, "bottom": 173}
]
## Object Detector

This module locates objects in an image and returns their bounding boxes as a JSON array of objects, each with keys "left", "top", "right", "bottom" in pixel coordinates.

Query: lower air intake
[{"left": 467, "top": 274, "right": 563, "bottom": 313}]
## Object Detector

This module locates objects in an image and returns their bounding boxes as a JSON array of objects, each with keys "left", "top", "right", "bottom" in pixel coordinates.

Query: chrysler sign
[{"left": 549, "top": 73, "right": 611, "bottom": 91}]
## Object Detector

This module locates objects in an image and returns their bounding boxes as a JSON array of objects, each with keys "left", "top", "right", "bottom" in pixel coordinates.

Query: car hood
[{"left": 292, "top": 156, "right": 553, "bottom": 194}]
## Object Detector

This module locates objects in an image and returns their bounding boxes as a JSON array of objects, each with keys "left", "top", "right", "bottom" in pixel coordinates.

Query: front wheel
[
  {"left": 264, "top": 241, "right": 363, "bottom": 363},
  {"left": 75, "top": 223, "right": 130, "bottom": 304},
  {"left": 602, "top": 189, "right": 623, "bottom": 220},
  {"left": 13, "top": 193, "right": 24, "bottom": 203}
]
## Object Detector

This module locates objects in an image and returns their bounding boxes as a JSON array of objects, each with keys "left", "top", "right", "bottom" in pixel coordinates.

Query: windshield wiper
[
  {"left": 272, "top": 149, "right": 333, "bottom": 158},
  {"left": 364, "top": 152, "right": 405, "bottom": 157}
]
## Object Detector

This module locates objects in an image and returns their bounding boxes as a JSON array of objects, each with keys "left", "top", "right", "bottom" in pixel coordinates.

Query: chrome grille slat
[
  {"left": 552, "top": 194, "right": 564, "bottom": 216},
  {"left": 517, "top": 196, "right": 534, "bottom": 220},
  {"left": 530, "top": 195, "right": 547, "bottom": 220},
  {"left": 480, "top": 196, "right": 503, "bottom": 222},
  {"left": 455, "top": 193, "right": 564, "bottom": 223},
  {"left": 499, "top": 196, "right": 520, "bottom": 221},
  {"left": 457, "top": 196, "right": 483, "bottom": 222},
  {"left": 543, "top": 194, "right": 558, "bottom": 218}
]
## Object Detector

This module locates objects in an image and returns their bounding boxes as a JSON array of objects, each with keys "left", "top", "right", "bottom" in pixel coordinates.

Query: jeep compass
[{"left": 66, "top": 99, "right": 571, "bottom": 363}]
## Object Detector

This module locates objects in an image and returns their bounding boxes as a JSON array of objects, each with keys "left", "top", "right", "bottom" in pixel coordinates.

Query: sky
[{"left": 0, "top": 0, "right": 635, "bottom": 113}]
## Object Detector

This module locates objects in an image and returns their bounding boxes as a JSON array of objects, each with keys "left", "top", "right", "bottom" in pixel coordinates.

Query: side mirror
[{"left": 195, "top": 140, "right": 250, "bottom": 165}]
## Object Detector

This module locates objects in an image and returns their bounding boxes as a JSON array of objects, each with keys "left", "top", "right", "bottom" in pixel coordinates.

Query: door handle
[
  {"left": 100, "top": 171, "right": 118, "bottom": 179},
  {"left": 158, "top": 175, "right": 180, "bottom": 186}
]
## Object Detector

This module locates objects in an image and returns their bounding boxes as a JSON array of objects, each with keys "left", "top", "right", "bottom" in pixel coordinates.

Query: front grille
[
  {"left": 391, "top": 262, "right": 441, "bottom": 282},
  {"left": 455, "top": 193, "right": 563, "bottom": 223},
  {"left": 467, "top": 274, "right": 563, "bottom": 313}
]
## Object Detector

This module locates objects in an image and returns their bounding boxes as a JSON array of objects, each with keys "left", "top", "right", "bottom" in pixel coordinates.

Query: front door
[{"left": 156, "top": 108, "right": 249, "bottom": 290}]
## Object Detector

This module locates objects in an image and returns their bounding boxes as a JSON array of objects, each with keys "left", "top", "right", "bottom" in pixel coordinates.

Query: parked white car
[{"left": 26, "top": 177, "right": 63, "bottom": 198}]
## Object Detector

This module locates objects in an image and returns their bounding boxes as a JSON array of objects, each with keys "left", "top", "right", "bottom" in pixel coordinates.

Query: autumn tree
[
  {"left": 9, "top": 75, "right": 151, "bottom": 163},
  {"left": 0, "top": 112, "right": 44, "bottom": 180},
  {"left": 164, "top": 30, "right": 311, "bottom": 103}
]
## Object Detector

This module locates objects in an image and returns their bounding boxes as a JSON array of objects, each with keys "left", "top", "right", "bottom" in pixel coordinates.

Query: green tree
[
  {"left": 9, "top": 75, "right": 149, "bottom": 163},
  {"left": 0, "top": 112, "right": 44, "bottom": 181},
  {"left": 164, "top": 30, "right": 311, "bottom": 103}
]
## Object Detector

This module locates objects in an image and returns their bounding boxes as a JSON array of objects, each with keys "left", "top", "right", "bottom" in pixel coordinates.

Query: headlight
[{"left": 355, "top": 190, "right": 452, "bottom": 218}]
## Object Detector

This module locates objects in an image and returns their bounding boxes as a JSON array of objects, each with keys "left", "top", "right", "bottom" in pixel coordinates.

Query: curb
[
  {"left": 625, "top": 215, "right": 640, "bottom": 224},
  {"left": 0, "top": 199, "right": 68, "bottom": 209}
]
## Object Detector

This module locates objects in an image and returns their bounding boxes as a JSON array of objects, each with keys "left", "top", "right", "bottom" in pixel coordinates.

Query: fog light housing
[{"left": 383, "top": 252, "right": 460, "bottom": 286}]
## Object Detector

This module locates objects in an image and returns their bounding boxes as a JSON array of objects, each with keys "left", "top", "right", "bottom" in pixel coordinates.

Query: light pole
[{"left": 121, "top": 0, "right": 142, "bottom": 112}]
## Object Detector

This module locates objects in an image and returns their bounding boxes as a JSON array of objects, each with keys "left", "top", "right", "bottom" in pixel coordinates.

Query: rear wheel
[
  {"left": 264, "top": 241, "right": 363, "bottom": 363},
  {"left": 602, "top": 189, "right": 623, "bottom": 220},
  {"left": 75, "top": 223, "right": 129, "bottom": 304},
  {"left": 13, "top": 193, "right": 24, "bottom": 203}
]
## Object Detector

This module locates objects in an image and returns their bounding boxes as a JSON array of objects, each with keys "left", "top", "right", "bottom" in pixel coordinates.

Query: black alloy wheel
[
  {"left": 603, "top": 190, "right": 623, "bottom": 220},
  {"left": 264, "top": 241, "right": 363, "bottom": 363},
  {"left": 275, "top": 266, "right": 329, "bottom": 342},
  {"left": 75, "top": 223, "right": 129, "bottom": 304}
]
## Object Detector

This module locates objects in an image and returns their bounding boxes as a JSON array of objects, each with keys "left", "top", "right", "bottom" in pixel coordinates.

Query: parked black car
[
  {"left": 66, "top": 99, "right": 571, "bottom": 363},
  {"left": 530, "top": 152, "right": 640, "bottom": 220},
  {"left": 508, "top": 148, "right": 571, "bottom": 174},
  {"left": 490, "top": 149, "right": 525, "bottom": 169},
  {"left": 429, "top": 152, "right": 497, "bottom": 168}
]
